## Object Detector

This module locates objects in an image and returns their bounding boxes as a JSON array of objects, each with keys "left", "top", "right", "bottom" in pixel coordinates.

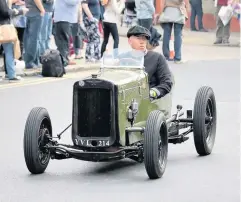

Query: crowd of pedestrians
[{"left": 0, "top": 0, "right": 240, "bottom": 82}]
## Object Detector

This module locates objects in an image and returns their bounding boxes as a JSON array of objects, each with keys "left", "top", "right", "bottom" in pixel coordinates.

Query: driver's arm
[{"left": 151, "top": 55, "right": 173, "bottom": 98}]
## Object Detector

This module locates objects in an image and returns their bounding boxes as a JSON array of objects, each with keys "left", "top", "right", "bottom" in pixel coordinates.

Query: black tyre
[
  {"left": 144, "top": 110, "right": 168, "bottom": 179},
  {"left": 193, "top": 86, "right": 217, "bottom": 156},
  {"left": 24, "top": 107, "right": 52, "bottom": 174}
]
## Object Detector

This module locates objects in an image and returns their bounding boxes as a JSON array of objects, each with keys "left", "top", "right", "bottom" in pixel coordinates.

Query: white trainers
[
  {"left": 9, "top": 76, "right": 23, "bottom": 82},
  {"left": 174, "top": 59, "right": 187, "bottom": 64}
]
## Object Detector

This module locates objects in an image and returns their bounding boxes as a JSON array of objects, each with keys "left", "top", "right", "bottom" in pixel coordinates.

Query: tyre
[
  {"left": 144, "top": 110, "right": 168, "bottom": 179},
  {"left": 24, "top": 107, "right": 52, "bottom": 174},
  {"left": 193, "top": 86, "right": 217, "bottom": 156}
]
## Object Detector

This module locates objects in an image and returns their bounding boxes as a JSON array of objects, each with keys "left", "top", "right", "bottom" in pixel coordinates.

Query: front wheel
[
  {"left": 144, "top": 110, "right": 168, "bottom": 179},
  {"left": 23, "top": 107, "right": 52, "bottom": 174},
  {"left": 193, "top": 86, "right": 217, "bottom": 156}
]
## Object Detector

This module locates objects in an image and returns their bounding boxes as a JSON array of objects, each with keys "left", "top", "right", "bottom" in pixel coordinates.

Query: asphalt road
[{"left": 0, "top": 59, "right": 239, "bottom": 202}]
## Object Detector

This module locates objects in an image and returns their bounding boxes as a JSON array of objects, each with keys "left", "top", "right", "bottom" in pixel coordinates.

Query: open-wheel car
[{"left": 23, "top": 50, "right": 217, "bottom": 179}]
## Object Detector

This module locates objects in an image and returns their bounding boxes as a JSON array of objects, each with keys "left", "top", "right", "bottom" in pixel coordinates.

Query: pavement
[
  {"left": 0, "top": 25, "right": 240, "bottom": 78},
  {"left": 0, "top": 58, "right": 239, "bottom": 202},
  {"left": 118, "top": 25, "right": 241, "bottom": 46}
]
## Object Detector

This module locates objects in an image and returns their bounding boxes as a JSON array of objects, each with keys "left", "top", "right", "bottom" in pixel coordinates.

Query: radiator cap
[{"left": 91, "top": 74, "right": 98, "bottom": 78}]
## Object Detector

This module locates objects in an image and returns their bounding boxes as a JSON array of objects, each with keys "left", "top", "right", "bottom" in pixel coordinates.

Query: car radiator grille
[{"left": 77, "top": 88, "right": 112, "bottom": 138}]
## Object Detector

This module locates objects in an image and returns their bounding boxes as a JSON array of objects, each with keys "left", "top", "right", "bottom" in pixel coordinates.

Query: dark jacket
[
  {"left": 118, "top": 50, "right": 173, "bottom": 98},
  {"left": 0, "top": 0, "right": 24, "bottom": 25},
  {"left": 144, "top": 51, "right": 173, "bottom": 98}
]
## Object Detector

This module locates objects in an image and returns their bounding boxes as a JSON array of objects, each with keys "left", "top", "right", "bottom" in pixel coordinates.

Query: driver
[{"left": 126, "top": 25, "right": 173, "bottom": 99}]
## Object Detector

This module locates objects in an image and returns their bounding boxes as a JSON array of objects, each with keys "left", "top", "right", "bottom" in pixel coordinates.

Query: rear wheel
[
  {"left": 144, "top": 110, "right": 168, "bottom": 179},
  {"left": 193, "top": 86, "right": 217, "bottom": 156},
  {"left": 24, "top": 107, "right": 52, "bottom": 174}
]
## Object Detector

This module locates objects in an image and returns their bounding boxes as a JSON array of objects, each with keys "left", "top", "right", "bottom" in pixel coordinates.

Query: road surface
[{"left": 0, "top": 59, "right": 239, "bottom": 202}]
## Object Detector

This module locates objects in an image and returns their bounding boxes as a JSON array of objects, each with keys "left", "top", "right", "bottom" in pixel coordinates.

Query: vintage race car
[{"left": 23, "top": 50, "right": 217, "bottom": 179}]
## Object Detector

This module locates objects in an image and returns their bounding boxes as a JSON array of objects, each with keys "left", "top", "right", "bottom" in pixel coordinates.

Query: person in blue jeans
[
  {"left": 0, "top": 0, "right": 28, "bottom": 81},
  {"left": 24, "top": 0, "right": 45, "bottom": 69},
  {"left": 12, "top": 0, "right": 27, "bottom": 60},
  {"left": 189, "top": 0, "right": 207, "bottom": 32},
  {"left": 161, "top": 23, "right": 183, "bottom": 62},
  {"left": 159, "top": 0, "right": 188, "bottom": 63},
  {"left": 39, "top": 0, "right": 54, "bottom": 55}
]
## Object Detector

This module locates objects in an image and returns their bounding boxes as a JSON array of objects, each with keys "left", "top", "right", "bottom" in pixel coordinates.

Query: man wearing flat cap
[{"left": 126, "top": 25, "right": 173, "bottom": 100}]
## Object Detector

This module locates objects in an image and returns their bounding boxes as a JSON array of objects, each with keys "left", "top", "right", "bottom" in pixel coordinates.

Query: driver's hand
[{"left": 150, "top": 89, "right": 157, "bottom": 99}]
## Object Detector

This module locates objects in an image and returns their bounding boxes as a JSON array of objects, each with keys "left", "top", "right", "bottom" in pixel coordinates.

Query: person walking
[
  {"left": 81, "top": 0, "right": 101, "bottom": 63},
  {"left": 213, "top": 0, "right": 232, "bottom": 44},
  {"left": 159, "top": 0, "right": 189, "bottom": 63},
  {"left": 0, "top": 0, "right": 28, "bottom": 80},
  {"left": 12, "top": 0, "right": 27, "bottom": 60},
  {"left": 39, "top": 0, "right": 54, "bottom": 55},
  {"left": 70, "top": 4, "right": 84, "bottom": 60},
  {"left": 23, "top": 0, "right": 45, "bottom": 69},
  {"left": 100, "top": 0, "right": 122, "bottom": 58},
  {"left": 53, "top": 0, "right": 81, "bottom": 66},
  {"left": 189, "top": 0, "right": 208, "bottom": 31},
  {"left": 135, "top": 0, "right": 155, "bottom": 30}
]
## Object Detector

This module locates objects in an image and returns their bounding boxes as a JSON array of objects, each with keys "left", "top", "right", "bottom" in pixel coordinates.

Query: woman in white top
[{"left": 100, "top": 0, "right": 123, "bottom": 58}]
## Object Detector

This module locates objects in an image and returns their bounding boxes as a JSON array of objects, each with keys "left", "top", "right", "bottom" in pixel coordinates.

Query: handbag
[
  {"left": 218, "top": 5, "right": 234, "bottom": 26},
  {"left": 13, "top": 39, "right": 21, "bottom": 59},
  {"left": 0, "top": 24, "right": 18, "bottom": 43}
]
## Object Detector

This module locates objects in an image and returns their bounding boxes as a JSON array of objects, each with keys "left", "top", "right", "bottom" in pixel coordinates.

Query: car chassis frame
[{"left": 40, "top": 105, "right": 212, "bottom": 163}]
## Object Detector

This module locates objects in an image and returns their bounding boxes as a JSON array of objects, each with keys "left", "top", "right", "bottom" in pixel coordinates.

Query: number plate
[{"left": 75, "top": 139, "right": 110, "bottom": 147}]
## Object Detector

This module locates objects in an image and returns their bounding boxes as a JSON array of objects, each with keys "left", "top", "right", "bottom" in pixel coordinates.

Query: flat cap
[{"left": 127, "top": 25, "right": 151, "bottom": 40}]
